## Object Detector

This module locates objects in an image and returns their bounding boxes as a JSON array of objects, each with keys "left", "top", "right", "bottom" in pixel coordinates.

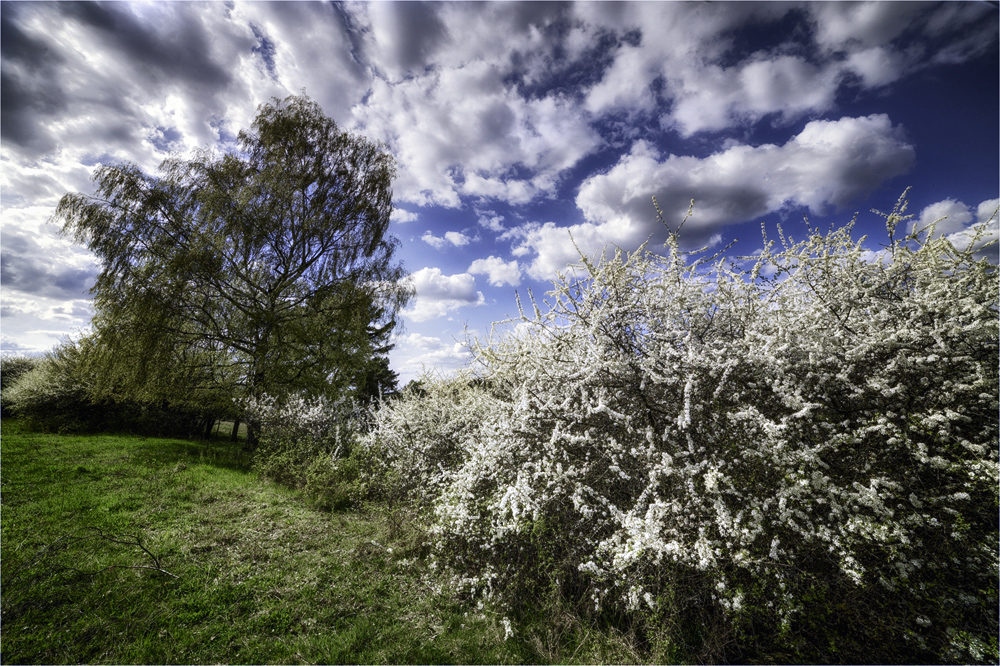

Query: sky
[{"left": 1, "top": 1, "right": 998, "bottom": 384}]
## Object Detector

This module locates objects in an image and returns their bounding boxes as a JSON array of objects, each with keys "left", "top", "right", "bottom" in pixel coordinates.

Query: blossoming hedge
[
  {"left": 363, "top": 194, "right": 998, "bottom": 662},
  {"left": 243, "top": 392, "right": 369, "bottom": 508}
]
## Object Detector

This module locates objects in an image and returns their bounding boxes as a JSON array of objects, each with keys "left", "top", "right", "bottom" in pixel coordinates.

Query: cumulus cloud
[
  {"left": 421, "top": 230, "right": 473, "bottom": 250},
  {"left": 357, "top": 1, "right": 448, "bottom": 82},
  {"left": 669, "top": 54, "right": 844, "bottom": 136},
  {"left": 0, "top": 1, "right": 371, "bottom": 172},
  {"left": 446, "top": 232, "right": 471, "bottom": 246},
  {"left": 420, "top": 232, "right": 446, "bottom": 250},
  {"left": 912, "top": 199, "right": 975, "bottom": 237},
  {"left": 476, "top": 210, "right": 507, "bottom": 233},
  {"left": 0, "top": 227, "right": 98, "bottom": 300},
  {"left": 977, "top": 199, "right": 1000, "bottom": 224},
  {"left": 1, "top": 2, "right": 269, "bottom": 164},
  {"left": 807, "top": 2, "right": 921, "bottom": 54},
  {"left": 349, "top": 6, "right": 605, "bottom": 209},
  {"left": 468, "top": 256, "right": 521, "bottom": 287},
  {"left": 509, "top": 114, "right": 914, "bottom": 280},
  {"left": 401, "top": 267, "right": 485, "bottom": 322},
  {"left": 391, "top": 208, "right": 418, "bottom": 223},
  {"left": 390, "top": 333, "right": 474, "bottom": 383},
  {"left": 354, "top": 65, "right": 602, "bottom": 207},
  {"left": 582, "top": 115, "right": 913, "bottom": 232},
  {"left": 575, "top": 2, "right": 995, "bottom": 136},
  {"left": 505, "top": 218, "right": 642, "bottom": 281}
]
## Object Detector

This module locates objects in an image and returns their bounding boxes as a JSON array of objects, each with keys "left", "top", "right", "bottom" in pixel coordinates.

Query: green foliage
[
  {"left": 2, "top": 340, "right": 108, "bottom": 433},
  {"left": 3, "top": 339, "right": 216, "bottom": 437},
  {"left": 54, "top": 94, "right": 412, "bottom": 415},
  {"left": 353, "top": 354, "right": 400, "bottom": 408}
]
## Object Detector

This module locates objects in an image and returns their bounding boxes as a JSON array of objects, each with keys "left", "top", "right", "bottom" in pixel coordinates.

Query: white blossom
[{"left": 359, "top": 191, "right": 998, "bottom": 662}]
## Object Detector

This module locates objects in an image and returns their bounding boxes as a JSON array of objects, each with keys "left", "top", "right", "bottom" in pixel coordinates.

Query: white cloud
[
  {"left": 509, "top": 114, "right": 914, "bottom": 281},
  {"left": 421, "top": 230, "right": 472, "bottom": 249},
  {"left": 506, "top": 218, "right": 642, "bottom": 281},
  {"left": 390, "top": 333, "right": 474, "bottom": 383},
  {"left": 577, "top": 2, "right": 994, "bottom": 137},
  {"left": 476, "top": 210, "right": 507, "bottom": 233},
  {"left": 843, "top": 47, "right": 908, "bottom": 88},
  {"left": 912, "top": 199, "right": 975, "bottom": 237},
  {"left": 583, "top": 43, "right": 658, "bottom": 117},
  {"left": 0, "top": 331, "right": 72, "bottom": 355},
  {"left": 399, "top": 332, "right": 447, "bottom": 350},
  {"left": 468, "top": 256, "right": 521, "bottom": 287},
  {"left": 669, "top": 55, "right": 844, "bottom": 136},
  {"left": 391, "top": 208, "right": 418, "bottom": 223},
  {"left": 445, "top": 231, "right": 471, "bottom": 247},
  {"left": 352, "top": 56, "right": 602, "bottom": 208},
  {"left": 401, "top": 267, "right": 485, "bottom": 322},
  {"left": 353, "top": 1, "right": 448, "bottom": 82},
  {"left": 420, "top": 232, "right": 448, "bottom": 250},
  {"left": 977, "top": 199, "right": 1000, "bottom": 224},
  {"left": 584, "top": 115, "right": 913, "bottom": 231},
  {"left": 807, "top": 3, "right": 921, "bottom": 54}
]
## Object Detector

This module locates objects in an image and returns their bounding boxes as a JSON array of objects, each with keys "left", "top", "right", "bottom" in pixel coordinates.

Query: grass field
[
  {"left": 0, "top": 419, "right": 528, "bottom": 664},
  {"left": 0, "top": 419, "right": 658, "bottom": 664}
]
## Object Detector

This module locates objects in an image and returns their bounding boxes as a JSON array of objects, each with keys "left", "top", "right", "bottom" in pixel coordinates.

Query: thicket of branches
[{"left": 362, "top": 193, "right": 998, "bottom": 663}]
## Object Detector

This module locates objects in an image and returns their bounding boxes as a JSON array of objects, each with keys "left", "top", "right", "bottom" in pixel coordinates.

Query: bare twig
[{"left": 5, "top": 527, "right": 179, "bottom": 583}]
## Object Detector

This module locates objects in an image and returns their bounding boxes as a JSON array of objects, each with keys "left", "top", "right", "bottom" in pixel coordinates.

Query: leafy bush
[
  {"left": 364, "top": 193, "right": 998, "bottom": 663},
  {"left": 2, "top": 341, "right": 111, "bottom": 433},
  {"left": 4, "top": 339, "right": 214, "bottom": 436},
  {"left": 244, "top": 393, "right": 365, "bottom": 507}
]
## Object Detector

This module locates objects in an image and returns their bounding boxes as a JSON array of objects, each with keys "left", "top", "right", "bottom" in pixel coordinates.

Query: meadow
[{"left": 0, "top": 418, "right": 660, "bottom": 665}]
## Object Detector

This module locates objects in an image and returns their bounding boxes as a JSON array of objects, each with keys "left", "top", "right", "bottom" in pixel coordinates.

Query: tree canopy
[{"left": 56, "top": 94, "right": 412, "bottom": 415}]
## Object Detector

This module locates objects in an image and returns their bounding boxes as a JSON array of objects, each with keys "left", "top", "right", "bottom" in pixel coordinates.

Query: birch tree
[{"left": 56, "top": 95, "right": 412, "bottom": 428}]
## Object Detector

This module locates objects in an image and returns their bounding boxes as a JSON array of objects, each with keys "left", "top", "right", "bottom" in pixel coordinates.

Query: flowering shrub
[
  {"left": 2, "top": 342, "right": 98, "bottom": 432},
  {"left": 243, "top": 393, "right": 363, "bottom": 506},
  {"left": 364, "top": 193, "right": 998, "bottom": 662},
  {"left": 361, "top": 372, "right": 502, "bottom": 506},
  {"left": 0, "top": 355, "right": 39, "bottom": 392}
]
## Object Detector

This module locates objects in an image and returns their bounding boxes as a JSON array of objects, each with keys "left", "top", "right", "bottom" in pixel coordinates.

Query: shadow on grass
[{"left": 123, "top": 435, "right": 254, "bottom": 475}]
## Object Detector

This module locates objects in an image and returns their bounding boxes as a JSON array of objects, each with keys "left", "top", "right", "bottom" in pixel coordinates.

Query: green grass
[
  {"left": 0, "top": 419, "right": 659, "bottom": 664},
  {"left": 0, "top": 419, "right": 535, "bottom": 664}
]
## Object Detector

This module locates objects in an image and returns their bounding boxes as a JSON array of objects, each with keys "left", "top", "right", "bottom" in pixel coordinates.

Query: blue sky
[{"left": 1, "top": 1, "right": 997, "bottom": 383}]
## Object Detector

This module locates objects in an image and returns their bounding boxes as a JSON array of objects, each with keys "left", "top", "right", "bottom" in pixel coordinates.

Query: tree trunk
[
  {"left": 245, "top": 421, "right": 259, "bottom": 452},
  {"left": 231, "top": 418, "right": 241, "bottom": 443}
]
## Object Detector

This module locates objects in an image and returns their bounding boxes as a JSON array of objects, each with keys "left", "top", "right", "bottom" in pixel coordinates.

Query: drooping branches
[{"left": 55, "top": 95, "right": 413, "bottom": 414}]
